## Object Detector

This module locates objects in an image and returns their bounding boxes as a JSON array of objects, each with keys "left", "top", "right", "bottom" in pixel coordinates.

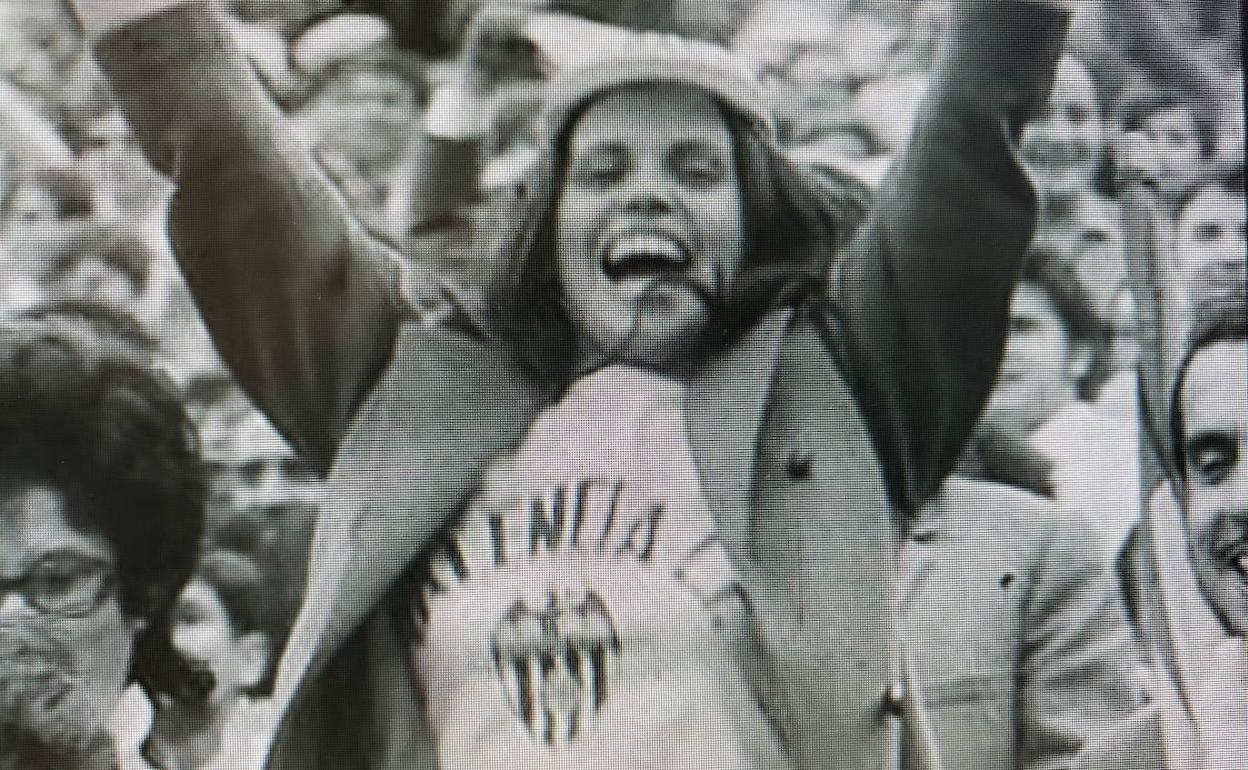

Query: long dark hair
[{"left": 483, "top": 90, "right": 871, "bottom": 387}]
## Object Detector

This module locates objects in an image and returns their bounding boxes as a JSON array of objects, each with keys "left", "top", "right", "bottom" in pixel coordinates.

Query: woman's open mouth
[{"left": 601, "top": 234, "right": 690, "bottom": 282}]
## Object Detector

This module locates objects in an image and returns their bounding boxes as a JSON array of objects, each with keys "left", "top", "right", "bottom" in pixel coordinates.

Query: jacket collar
[
  {"left": 685, "top": 307, "right": 792, "bottom": 564},
  {"left": 275, "top": 309, "right": 793, "bottom": 705}
]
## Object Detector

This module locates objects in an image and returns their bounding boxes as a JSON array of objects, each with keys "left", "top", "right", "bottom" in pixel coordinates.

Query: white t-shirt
[
  {"left": 408, "top": 365, "right": 790, "bottom": 770},
  {"left": 1031, "top": 390, "right": 1141, "bottom": 562}
]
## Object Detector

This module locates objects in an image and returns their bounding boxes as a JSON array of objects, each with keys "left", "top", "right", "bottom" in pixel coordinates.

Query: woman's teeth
[{"left": 604, "top": 235, "right": 687, "bottom": 280}]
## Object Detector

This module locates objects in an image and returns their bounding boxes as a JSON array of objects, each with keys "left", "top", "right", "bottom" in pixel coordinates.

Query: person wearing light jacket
[{"left": 65, "top": 1, "right": 1113, "bottom": 767}]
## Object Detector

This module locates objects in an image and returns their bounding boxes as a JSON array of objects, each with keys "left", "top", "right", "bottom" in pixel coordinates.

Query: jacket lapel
[
  {"left": 278, "top": 311, "right": 787, "bottom": 708},
  {"left": 276, "top": 325, "right": 548, "bottom": 700},
  {"left": 685, "top": 307, "right": 792, "bottom": 565},
  {"left": 748, "top": 312, "right": 903, "bottom": 768}
]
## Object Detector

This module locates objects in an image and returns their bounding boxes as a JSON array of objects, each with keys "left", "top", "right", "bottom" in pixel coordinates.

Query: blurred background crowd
[{"left": 0, "top": 0, "right": 1242, "bottom": 768}]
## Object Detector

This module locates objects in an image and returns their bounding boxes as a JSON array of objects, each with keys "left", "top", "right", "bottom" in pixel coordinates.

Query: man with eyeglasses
[{"left": 0, "top": 319, "right": 207, "bottom": 770}]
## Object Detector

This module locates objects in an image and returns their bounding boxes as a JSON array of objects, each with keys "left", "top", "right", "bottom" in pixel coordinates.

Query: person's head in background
[
  {"left": 291, "top": 17, "right": 425, "bottom": 235},
  {"left": 40, "top": 227, "right": 151, "bottom": 311},
  {"left": 0, "top": 1, "right": 83, "bottom": 100},
  {"left": 1171, "top": 314, "right": 1248, "bottom": 637},
  {"left": 73, "top": 109, "right": 169, "bottom": 220},
  {"left": 1021, "top": 54, "right": 1108, "bottom": 209},
  {"left": 1048, "top": 191, "right": 1127, "bottom": 321},
  {"left": 303, "top": 62, "right": 422, "bottom": 167},
  {"left": 1173, "top": 169, "right": 1245, "bottom": 320},
  {"left": 0, "top": 320, "right": 206, "bottom": 770},
  {"left": 979, "top": 248, "right": 1110, "bottom": 437},
  {"left": 1114, "top": 83, "right": 1214, "bottom": 202},
  {"left": 209, "top": 499, "right": 317, "bottom": 660},
  {"left": 199, "top": 396, "right": 317, "bottom": 511},
  {"left": 0, "top": 166, "right": 94, "bottom": 233},
  {"left": 168, "top": 549, "right": 276, "bottom": 708},
  {"left": 291, "top": 15, "right": 423, "bottom": 171}
]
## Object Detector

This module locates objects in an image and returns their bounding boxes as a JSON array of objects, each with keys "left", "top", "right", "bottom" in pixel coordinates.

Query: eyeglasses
[{"left": 0, "top": 551, "right": 117, "bottom": 618}]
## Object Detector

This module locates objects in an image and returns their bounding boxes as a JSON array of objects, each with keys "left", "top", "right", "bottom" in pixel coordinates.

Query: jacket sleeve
[
  {"left": 91, "top": 3, "right": 407, "bottom": 473},
  {"left": 1018, "top": 509, "right": 1152, "bottom": 770},
  {"left": 819, "top": 0, "right": 1068, "bottom": 512}
]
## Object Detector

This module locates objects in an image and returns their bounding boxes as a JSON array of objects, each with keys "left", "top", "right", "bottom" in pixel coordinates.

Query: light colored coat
[
  {"left": 902, "top": 477, "right": 1151, "bottom": 769},
  {"left": 1114, "top": 487, "right": 1248, "bottom": 770}
]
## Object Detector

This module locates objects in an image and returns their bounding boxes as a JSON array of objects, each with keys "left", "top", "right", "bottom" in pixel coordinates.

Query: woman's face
[
  {"left": 555, "top": 83, "right": 745, "bottom": 371},
  {"left": 979, "top": 283, "right": 1086, "bottom": 436},
  {"left": 0, "top": 483, "right": 142, "bottom": 758}
]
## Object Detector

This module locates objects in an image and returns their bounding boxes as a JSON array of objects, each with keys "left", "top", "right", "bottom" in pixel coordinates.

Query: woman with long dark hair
[{"left": 71, "top": 1, "right": 1080, "bottom": 767}]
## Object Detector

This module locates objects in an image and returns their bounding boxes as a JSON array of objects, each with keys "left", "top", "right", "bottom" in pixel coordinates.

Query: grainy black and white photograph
[{"left": 0, "top": 0, "right": 1243, "bottom": 768}]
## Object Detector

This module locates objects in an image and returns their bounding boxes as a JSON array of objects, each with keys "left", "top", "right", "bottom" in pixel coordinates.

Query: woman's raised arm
[
  {"left": 822, "top": 0, "right": 1070, "bottom": 511},
  {"left": 77, "top": 1, "right": 409, "bottom": 473}
]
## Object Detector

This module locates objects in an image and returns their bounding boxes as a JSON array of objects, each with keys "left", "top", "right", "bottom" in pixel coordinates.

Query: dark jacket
[{"left": 91, "top": 3, "right": 1068, "bottom": 768}]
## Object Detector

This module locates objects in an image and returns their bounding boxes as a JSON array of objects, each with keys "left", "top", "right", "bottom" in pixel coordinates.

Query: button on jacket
[{"left": 902, "top": 477, "right": 1151, "bottom": 769}]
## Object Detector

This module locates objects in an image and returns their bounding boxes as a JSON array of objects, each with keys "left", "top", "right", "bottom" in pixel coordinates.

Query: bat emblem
[{"left": 490, "top": 588, "right": 620, "bottom": 745}]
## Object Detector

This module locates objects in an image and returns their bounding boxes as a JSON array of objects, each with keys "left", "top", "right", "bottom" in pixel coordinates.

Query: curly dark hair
[
  {"left": 0, "top": 319, "right": 208, "bottom": 702},
  {"left": 484, "top": 91, "right": 870, "bottom": 387}
]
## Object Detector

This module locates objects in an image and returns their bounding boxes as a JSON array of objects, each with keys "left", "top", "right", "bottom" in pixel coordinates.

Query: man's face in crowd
[
  {"left": 556, "top": 84, "right": 745, "bottom": 370},
  {"left": 1021, "top": 56, "right": 1104, "bottom": 200},
  {"left": 980, "top": 282, "right": 1087, "bottom": 436},
  {"left": 0, "top": 483, "right": 142, "bottom": 768},
  {"left": 1139, "top": 106, "right": 1202, "bottom": 193},
  {"left": 1180, "top": 340, "right": 1248, "bottom": 636},
  {"left": 1175, "top": 185, "right": 1246, "bottom": 309}
]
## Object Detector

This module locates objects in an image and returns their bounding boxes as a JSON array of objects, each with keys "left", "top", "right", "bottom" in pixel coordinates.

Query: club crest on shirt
[
  {"left": 489, "top": 588, "right": 619, "bottom": 744},
  {"left": 411, "top": 479, "right": 744, "bottom": 747}
]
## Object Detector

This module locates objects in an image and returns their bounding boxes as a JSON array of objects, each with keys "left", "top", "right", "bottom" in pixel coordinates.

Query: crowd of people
[{"left": 0, "top": 0, "right": 1242, "bottom": 769}]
